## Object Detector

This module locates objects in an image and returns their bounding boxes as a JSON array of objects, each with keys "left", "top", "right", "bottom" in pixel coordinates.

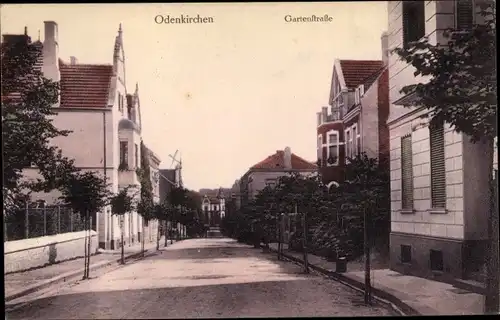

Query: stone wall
[{"left": 4, "top": 231, "right": 98, "bottom": 274}]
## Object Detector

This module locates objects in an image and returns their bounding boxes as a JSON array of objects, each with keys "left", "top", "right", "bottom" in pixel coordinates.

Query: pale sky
[{"left": 1, "top": 2, "right": 388, "bottom": 191}]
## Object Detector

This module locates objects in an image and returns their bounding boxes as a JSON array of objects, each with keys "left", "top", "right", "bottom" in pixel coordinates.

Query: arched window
[{"left": 327, "top": 180, "right": 340, "bottom": 191}]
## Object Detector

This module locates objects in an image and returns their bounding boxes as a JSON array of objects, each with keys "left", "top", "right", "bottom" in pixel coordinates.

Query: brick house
[
  {"left": 239, "top": 147, "right": 318, "bottom": 207},
  {"left": 316, "top": 35, "right": 390, "bottom": 189},
  {"left": 4, "top": 22, "right": 161, "bottom": 250},
  {"left": 387, "top": 0, "right": 495, "bottom": 282}
]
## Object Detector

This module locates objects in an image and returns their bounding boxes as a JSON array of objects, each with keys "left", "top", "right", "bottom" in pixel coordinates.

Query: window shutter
[
  {"left": 401, "top": 135, "right": 414, "bottom": 209},
  {"left": 456, "top": 0, "right": 474, "bottom": 30},
  {"left": 430, "top": 123, "right": 446, "bottom": 208},
  {"left": 402, "top": 2, "right": 410, "bottom": 47}
]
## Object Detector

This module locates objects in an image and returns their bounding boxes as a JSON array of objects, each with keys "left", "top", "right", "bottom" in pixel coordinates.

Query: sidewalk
[
  {"left": 5, "top": 237, "right": 178, "bottom": 302},
  {"left": 267, "top": 243, "right": 484, "bottom": 316}
]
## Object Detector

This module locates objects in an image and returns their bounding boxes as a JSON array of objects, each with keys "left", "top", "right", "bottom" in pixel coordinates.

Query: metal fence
[{"left": 4, "top": 203, "right": 86, "bottom": 242}]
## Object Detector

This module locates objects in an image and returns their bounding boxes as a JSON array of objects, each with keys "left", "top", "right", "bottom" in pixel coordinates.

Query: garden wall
[{"left": 4, "top": 230, "right": 98, "bottom": 274}]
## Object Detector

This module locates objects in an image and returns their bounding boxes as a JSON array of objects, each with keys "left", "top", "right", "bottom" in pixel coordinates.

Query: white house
[
  {"left": 201, "top": 189, "right": 226, "bottom": 227},
  {"left": 387, "top": 0, "right": 494, "bottom": 281},
  {"left": 19, "top": 21, "right": 161, "bottom": 250}
]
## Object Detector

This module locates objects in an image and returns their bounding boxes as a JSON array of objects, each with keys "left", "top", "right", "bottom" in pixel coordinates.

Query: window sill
[
  {"left": 326, "top": 163, "right": 339, "bottom": 167},
  {"left": 427, "top": 208, "right": 448, "bottom": 214},
  {"left": 398, "top": 209, "right": 415, "bottom": 214}
]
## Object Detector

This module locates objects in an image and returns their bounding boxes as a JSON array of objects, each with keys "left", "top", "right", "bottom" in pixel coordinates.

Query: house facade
[
  {"left": 316, "top": 47, "right": 390, "bottom": 189},
  {"left": 239, "top": 147, "right": 318, "bottom": 206},
  {"left": 201, "top": 189, "right": 226, "bottom": 227},
  {"left": 387, "top": 0, "right": 494, "bottom": 281},
  {"left": 11, "top": 21, "right": 161, "bottom": 250}
]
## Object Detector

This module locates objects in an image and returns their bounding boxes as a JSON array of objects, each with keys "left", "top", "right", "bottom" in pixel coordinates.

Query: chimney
[
  {"left": 284, "top": 147, "right": 292, "bottom": 170},
  {"left": 42, "top": 21, "right": 61, "bottom": 88},
  {"left": 322, "top": 106, "right": 328, "bottom": 122},
  {"left": 70, "top": 56, "right": 78, "bottom": 65},
  {"left": 317, "top": 111, "right": 322, "bottom": 126},
  {"left": 381, "top": 31, "right": 389, "bottom": 66}
]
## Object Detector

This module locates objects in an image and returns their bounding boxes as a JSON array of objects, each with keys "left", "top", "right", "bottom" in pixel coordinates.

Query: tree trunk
[
  {"left": 156, "top": 220, "right": 160, "bottom": 251},
  {"left": 142, "top": 220, "right": 145, "bottom": 257},
  {"left": 83, "top": 214, "right": 88, "bottom": 279},
  {"left": 87, "top": 216, "right": 92, "bottom": 279},
  {"left": 120, "top": 216, "right": 125, "bottom": 265},
  {"left": 302, "top": 212, "right": 309, "bottom": 273},
  {"left": 364, "top": 202, "right": 372, "bottom": 305},
  {"left": 164, "top": 220, "right": 168, "bottom": 247}
]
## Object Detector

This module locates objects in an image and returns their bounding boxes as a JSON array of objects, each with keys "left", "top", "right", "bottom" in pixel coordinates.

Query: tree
[
  {"left": 152, "top": 202, "right": 169, "bottom": 249},
  {"left": 59, "top": 171, "right": 110, "bottom": 279},
  {"left": 136, "top": 141, "right": 155, "bottom": 257},
  {"left": 2, "top": 32, "right": 78, "bottom": 212},
  {"left": 110, "top": 186, "right": 136, "bottom": 264},
  {"left": 392, "top": 1, "right": 497, "bottom": 312}
]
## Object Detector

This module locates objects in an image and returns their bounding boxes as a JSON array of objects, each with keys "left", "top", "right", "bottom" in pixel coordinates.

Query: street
[{"left": 6, "top": 238, "right": 395, "bottom": 319}]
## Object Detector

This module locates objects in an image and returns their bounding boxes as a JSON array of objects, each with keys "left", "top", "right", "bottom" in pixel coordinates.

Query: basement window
[
  {"left": 430, "top": 249, "right": 444, "bottom": 271},
  {"left": 401, "top": 245, "right": 412, "bottom": 263}
]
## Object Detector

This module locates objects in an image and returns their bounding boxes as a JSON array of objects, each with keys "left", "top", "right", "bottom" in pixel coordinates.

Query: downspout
[{"left": 103, "top": 111, "right": 109, "bottom": 249}]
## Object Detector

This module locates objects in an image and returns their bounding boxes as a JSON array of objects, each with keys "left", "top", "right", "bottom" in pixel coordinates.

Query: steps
[{"left": 207, "top": 227, "right": 223, "bottom": 238}]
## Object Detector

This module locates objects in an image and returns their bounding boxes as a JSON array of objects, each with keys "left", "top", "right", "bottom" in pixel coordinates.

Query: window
[
  {"left": 118, "top": 92, "right": 123, "bottom": 112},
  {"left": 401, "top": 135, "right": 414, "bottom": 209},
  {"left": 317, "top": 134, "right": 323, "bottom": 162},
  {"left": 345, "top": 128, "right": 352, "bottom": 160},
  {"left": 401, "top": 245, "right": 412, "bottom": 263},
  {"left": 354, "top": 88, "right": 360, "bottom": 105},
  {"left": 430, "top": 123, "right": 446, "bottom": 208},
  {"left": 134, "top": 143, "right": 139, "bottom": 169},
  {"left": 119, "top": 141, "right": 128, "bottom": 166},
  {"left": 430, "top": 249, "right": 444, "bottom": 271},
  {"left": 402, "top": 1, "right": 426, "bottom": 48},
  {"left": 327, "top": 130, "right": 339, "bottom": 165},
  {"left": 456, "top": 0, "right": 474, "bottom": 30},
  {"left": 352, "top": 124, "right": 358, "bottom": 157}
]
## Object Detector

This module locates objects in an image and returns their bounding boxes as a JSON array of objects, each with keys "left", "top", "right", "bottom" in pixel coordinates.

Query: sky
[{"left": 1, "top": 2, "right": 388, "bottom": 191}]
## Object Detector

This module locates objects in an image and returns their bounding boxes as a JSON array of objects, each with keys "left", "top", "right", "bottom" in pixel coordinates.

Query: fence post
[
  {"left": 70, "top": 209, "right": 73, "bottom": 232},
  {"left": 25, "top": 201, "right": 29, "bottom": 239},
  {"left": 43, "top": 202, "right": 47, "bottom": 236},
  {"left": 57, "top": 205, "right": 61, "bottom": 234}
]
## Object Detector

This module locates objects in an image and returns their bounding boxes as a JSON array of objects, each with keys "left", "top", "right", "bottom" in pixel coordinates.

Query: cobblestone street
[{"left": 6, "top": 238, "right": 395, "bottom": 319}]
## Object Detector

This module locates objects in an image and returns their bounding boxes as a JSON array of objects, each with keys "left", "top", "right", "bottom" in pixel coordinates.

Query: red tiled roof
[
  {"left": 251, "top": 150, "right": 317, "bottom": 170},
  {"left": 339, "top": 60, "right": 384, "bottom": 89},
  {"left": 59, "top": 61, "right": 113, "bottom": 108}
]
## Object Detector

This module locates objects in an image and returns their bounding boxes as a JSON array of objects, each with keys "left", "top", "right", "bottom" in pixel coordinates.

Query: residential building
[
  {"left": 239, "top": 147, "right": 318, "bottom": 206},
  {"left": 316, "top": 37, "right": 390, "bottom": 189},
  {"left": 7, "top": 21, "right": 161, "bottom": 250},
  {"left": 387, "top": 0, "right": 493, "bottom": 282},
  {"left": 201, "top": 188, "right": 226, "bottom": 227}
]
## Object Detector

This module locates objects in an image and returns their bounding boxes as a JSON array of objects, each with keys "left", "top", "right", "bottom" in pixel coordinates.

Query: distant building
[
  {"left": 239, "top": 147, "right": 318, "bottom": 207},
  {"left": 201, "top": 188, "right": 226, "bottom": 227}
]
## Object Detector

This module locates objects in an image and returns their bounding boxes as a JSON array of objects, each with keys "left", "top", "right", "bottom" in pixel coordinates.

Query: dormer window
[{"left": 359, "top": 84, "right": 365, "bottom": 97}]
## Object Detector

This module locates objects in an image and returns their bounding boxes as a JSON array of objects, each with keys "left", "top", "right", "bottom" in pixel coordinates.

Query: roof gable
[
  {"left": 250, "top": 150, "right": 317, "bottom": 170},
  {"left": 59, "top": 61, "right": 113, "bottom": 108},
  {"left": 338, "top": 60, "right": 384, "bottom": 89}
]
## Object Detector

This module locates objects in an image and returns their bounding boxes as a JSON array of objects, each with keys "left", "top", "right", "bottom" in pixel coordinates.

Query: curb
[
  {"left": 5, "top": 249, "right": 152, "bottom": 303},
  {"left": 264, "top": 246, "right": 420, "bottom": 316}
]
